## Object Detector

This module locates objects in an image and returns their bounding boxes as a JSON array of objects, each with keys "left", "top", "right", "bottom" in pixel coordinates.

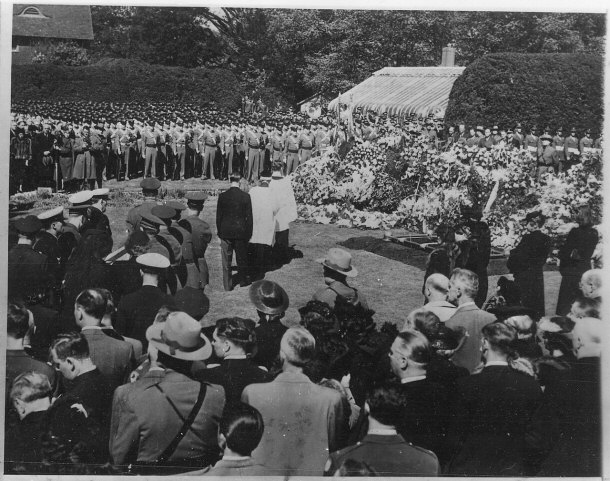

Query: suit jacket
[
  {"left": 81, "top": 327, "right": 135, "bottom": 391},
  {"left": 216, "top": 186, "right": 253, "bottom": 240},
  {"left": 110, "top": 369, "right": 225, "bottom": 466},
  {"left": 445, "top": 304, "right": 495, "bottom": 373},
  {"left": 326, "top": 434, "right": 439, "bottom": 476},
  {"left": 8, "top": 244, "right": 51, "bottom": 298},
  {"left": 185, "top": 457, "right": 272, "bottom": 476},
  {"left": 448, "top": 365, "right": 542, "bottom": 476},
  {"left": 116, "top": 285, "right": 175, "bottom": 350},
  {"left": 242, "top": 371, "right": 346, "bottom": 477},
  {"left": 194, "top": 358, "right": 271, "bottom": 405},
  {"left": 61, "top": 368, "right": 113, "bottom": 426}
]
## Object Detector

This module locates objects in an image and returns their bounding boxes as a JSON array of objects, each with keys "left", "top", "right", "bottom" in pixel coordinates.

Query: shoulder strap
[{"left": 156, "top": 381, "right": 207, "bottom": 464}]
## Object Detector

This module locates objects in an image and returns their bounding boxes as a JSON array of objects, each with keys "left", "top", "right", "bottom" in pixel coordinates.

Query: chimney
[{"left": 441, "top": 44, "right": 456, "bottom": 67}]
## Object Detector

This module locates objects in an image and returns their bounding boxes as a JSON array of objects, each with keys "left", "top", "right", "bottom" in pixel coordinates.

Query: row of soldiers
[{"left": 10, "top": 113, "right": 335, "bottom": 193}]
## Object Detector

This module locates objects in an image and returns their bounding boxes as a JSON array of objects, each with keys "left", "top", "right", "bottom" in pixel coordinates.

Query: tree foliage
[{"left": 445, "top": 53, "right": 603, "bottom": 133}]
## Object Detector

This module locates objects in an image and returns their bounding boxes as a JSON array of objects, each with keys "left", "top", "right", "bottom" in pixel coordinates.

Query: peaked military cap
[
  {"left": 91, "top": 188, "right": 110, "bottom": 200},
  {"left": 69, "top": 190, "right": 93, "bottom": 207},
  {"left": 185, "top": 191, "right": 208, "bottom": 203},
  {"left": 136, "top": 253, "right": 170, "bottom": 269},
  {"left": 151, "top": 205, "right": 176, "bottom": 221},
  {"left": 37, "top": 206, "right": 64, "bottom": 223},
  {"left": 140, "top": 178, "right": 161, "bottom": 190},
  {"left": 165, "top": 200, "right": 186, "bottom": 212}
]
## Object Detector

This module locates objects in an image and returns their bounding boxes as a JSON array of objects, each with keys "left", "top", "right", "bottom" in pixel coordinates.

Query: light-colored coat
[
  {"left": 241, "top": 371, "right": 346, "bottom": 477},
  {"left": 269, "top": 176, "right": 298, "bottom": 232},
  {"left": 248, "top": 185, "right": 279, "bottom": 246}
]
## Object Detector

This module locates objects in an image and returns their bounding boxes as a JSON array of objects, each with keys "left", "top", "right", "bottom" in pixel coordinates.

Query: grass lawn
[{"left": 105, "top": 186, "right": 562, "bottom": 329}]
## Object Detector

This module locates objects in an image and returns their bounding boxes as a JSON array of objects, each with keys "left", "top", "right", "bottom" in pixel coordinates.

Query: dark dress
[
  {"left": 459, "top": 220, "right": 492, "bottom": 307},
  {"left": 507, "top": 230, "right": 551, "bottom": 318},
  {"left": 556, "top": 225, "right": 598, "bottom": 315},
  {"left": 448, "top": 365, "right": 542, "bottom": 476},
  {"left": 252, "top": 320, "right": 288, "bottom": 371}
]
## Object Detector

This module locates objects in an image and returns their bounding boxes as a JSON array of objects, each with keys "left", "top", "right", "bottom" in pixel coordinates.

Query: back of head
[
  {"left": 10, "top": 371, "right": 52, "bottom": 404},
  {"left": 366, "top": 384, "right": 403, "bottom": 427},
  {"left": 395, "top": 329, "right": 431, "bottom": 365},
  {"left": 280, "top": 327, "right": 316, "bottom": 367},
  {"left": 215, "top": 317, "right": 257, "bottom": 355},
  {"left": 482, "top": 322, "right": 517, "bottom": 356},
  {"left": 451, "top": 268, "right": 479, "bottom": 299},
  {"left": 75, "top": 289, "right": 107, "bottom": 322},
  {"left": 407, "top": 309, "right": 441, "bottom": 341},
  {"left": 580, "top": 269, "right": 602, "bottom": 298},
  {"left": 572, "top": 317, "right": 602, "bottom": 358},
  {"left": 220, "top": 402, "right": 264, "bottom": 456},
  {"left": 572, "top": 296, "right": 601, "bottom": 319},
  {"left": 51, "top": 332, "right": 90, "bottom": 361},
  {"left": 7, "top": 298, "right": 29, "bottom": 339},
  {"left": 575, "top": 205, "right": 593, "bottom": 227},
  {"left": 425, "top": 273, "right": 449, "bottom": 299}
]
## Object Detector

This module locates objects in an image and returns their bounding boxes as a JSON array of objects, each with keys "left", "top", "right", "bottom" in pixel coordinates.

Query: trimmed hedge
[
  {"left": 11, "top": 58, "right": 243, "bottom": 110},
  {"left": 445, "top": 53, "right": 603, "bottom": 133}
]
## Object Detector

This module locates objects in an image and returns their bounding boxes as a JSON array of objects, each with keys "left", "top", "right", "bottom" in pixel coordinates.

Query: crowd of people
[
  {"left": 5, "top": 143, "right": 603, "bottom": 475},
  {"left": 10, "top": 100, "right": 603, "bottom": 194}
]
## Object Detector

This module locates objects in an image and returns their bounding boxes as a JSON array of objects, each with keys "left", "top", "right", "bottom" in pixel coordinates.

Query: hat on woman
[
  {"left": 146, "top": 311, "right": 212, "bottom": 361},
  {"left": 316, "top": 248, "right": 358, "bottom": 277},
  {"left": 249, "top": 280, "right": 289, "bottom": 315}
]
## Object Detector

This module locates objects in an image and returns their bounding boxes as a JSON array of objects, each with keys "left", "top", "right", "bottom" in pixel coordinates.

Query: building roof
[
  {"left": 13, "top": 4, "right": 94, "bottom": 41},
  {"left": 328, "top": 66, "right": 465, "bottom": 117}
]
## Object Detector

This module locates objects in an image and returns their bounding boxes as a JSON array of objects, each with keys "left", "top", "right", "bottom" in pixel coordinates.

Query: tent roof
[
  {"left": 13, "top": 5, "right": 94, "bottom": 40},
  {"left": 328, "top": 66, "right": 465, "bottom": 117}
]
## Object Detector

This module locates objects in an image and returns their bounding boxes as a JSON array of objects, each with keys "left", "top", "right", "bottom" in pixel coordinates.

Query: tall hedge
[
  {"left": 445, "top": 53, "right": 603, "bottom": 133},
  {"left": 11, "top": 58, "right": 243, "bottom": 110}
]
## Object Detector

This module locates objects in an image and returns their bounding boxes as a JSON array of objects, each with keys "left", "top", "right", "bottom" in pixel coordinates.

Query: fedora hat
[
  {"left": 249, "top": 280, "right": 289, "bottom": 315},
  {"left": 146, "top": 311, "right": 212, "bottom": 361},
  {"left": 316, "top": 248, "right": 358, "bottom": 277}
]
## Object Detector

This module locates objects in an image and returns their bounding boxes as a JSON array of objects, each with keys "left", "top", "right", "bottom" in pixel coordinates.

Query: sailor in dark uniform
[
  {"left": 34, "top": 206, "right": 65, "bottom": 304},
  {"left": 82, "top": 188, "right": 112, "bottom": 240},
  {"left": 125, "top": 177, "right": 162, "bottom": 234}
]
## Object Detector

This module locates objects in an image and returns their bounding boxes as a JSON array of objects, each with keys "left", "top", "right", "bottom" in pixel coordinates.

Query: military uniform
[
  {"left": 179, "top": 211, "right": 212, "bottom": 290},
  {"left": 172, "top": 128, "right": 188, "bottom": 180},
  {"left": 245, "top": 127, "right": 261, "bottom": 181},
  {"left": 579, "top": 131, "right": 594, "bottom": 155},
  {"left": 299, "top": 131, "right": 315, "bottom": 165},
  {"left": 221, "top": 128, "right": 236, "bottom": 178},
  {"left": 141, "top": 126, "right": 159, "bottom": 178},
  {"left": 201, "top": 128, "right": 219, "bottom": 180},
  {"left": 552, "top": 130, "right": 565, "bottom": 173},
  {"left": 284, "top": 132, "right": 300, "bottom": 174},
  {"left": 564, "top": 130, "right": 580, "bottom": 170}
]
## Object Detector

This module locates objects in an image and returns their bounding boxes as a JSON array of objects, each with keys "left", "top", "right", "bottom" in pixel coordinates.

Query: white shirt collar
[
  {"left": 457, "top": 301, "right": 477, "bottom": 310},
  {"left": 222, "top": 455, "right": 251, "bottom": 461},
  {"left": 425, "top": 300, "right": 456, "bottom": 308},
  {"left": 224, "top": 354, "right": 247, "bottom": 360},
  {"left": 485, "top": 361, "right": 509, "bottom": 367},
  {"left": 368, "top": 428, "right": 397, "bottom": 436},
  {"left": 81, "top": 326, "right": 103, "bottom": 330},
  {"left": 400, "top": 375, "right": 427, "bottom": 384}
]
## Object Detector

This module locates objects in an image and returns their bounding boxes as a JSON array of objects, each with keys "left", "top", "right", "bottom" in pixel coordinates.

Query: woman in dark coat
[
  {"left": 507, "top": 211, "right": 551, "bottom": 319},
  {"left": 423, "top": 224, "right": 460, "bottom": 298},
  {"left": 555, "top": 206, "right": 598, "bottom": 315}
]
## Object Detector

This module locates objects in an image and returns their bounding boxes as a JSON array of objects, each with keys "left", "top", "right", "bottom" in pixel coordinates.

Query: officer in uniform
[
  {"left": 523, "top": 126, "right": 540, "bottom": 176},
  {"left": 284, "top": 126, "right": 300, "bottom": 175},
  {"left": 552, "top": 127, "right": 565, "bottom": 173},
  {"left": 141, "top": 122, "right": 159, "bottom": 178},
  {"left": 166, "top": 200, "right": 198, "bottom": 289},
  {"left": 512, "top": 123, "right": 524, "bottom": 149},
  {"left": 83, "top": 188, "right": 112, "bottom": 239},
  {"left": 221, "top": 122, "right": 236, "bottom": 179},
  {"left": 154, "top": 122, "right": 167, "bottom": 180},
  {"left": 126, "top": 177, "right": 162, "bottom": 234},
  {"left": 579, "top": 128, "right": 594, "bottom": 156},
  {"left": 269, "top": 125, "right": 285, "bottom": 165},
  {"left": 151, "top": 205, "right": 182, "bottom": 294},
  {"left": 299, "top": 124, "right": 316, "bottom": 166},
  {"left": 59, "top": 191, "right": 90, "bottom": 267},
  {"left": 537, "top": 134, "right": 557, "bottom": 181},
  {"left": 179, "top": 192, "right": 213, "bottom": 290},
  {"left": 564, "top": 127, "right": 580, "bottom": 170},
  {"left": 35, "top": 206, "right": 65, "bottom": 299},
  {"left": 201, "top": 122, "right": 220, "bottom": 180},
  {"left": 491, "top": 125, "right": 501, "bottom": 145},
  {"left": 259, "top": 121, "right": 270, "bottom": 175},
  {"left": 173, "top": 123, "right": 188, "bottom": 181},
  {"left": 8, "top": 215, "right": 51, "bottom": 301}
]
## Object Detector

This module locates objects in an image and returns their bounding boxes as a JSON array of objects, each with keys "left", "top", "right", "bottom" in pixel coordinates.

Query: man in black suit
[
  {"left": 8, "top": 215, "right": 52, "bottom": 301},
  {"left": 216, "top": 174, "right": 253, "bottom": 290},
  {"left": 115, "top": 253, "right": 175, "bottom": 350},
  {"left": 389, "top": 330, "right": 452, "bottom": 467},
  {"left": 195, "top": 317, "right": 270, "bottom": 405}
]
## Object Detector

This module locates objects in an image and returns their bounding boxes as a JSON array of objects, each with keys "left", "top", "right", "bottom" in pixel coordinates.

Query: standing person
[
  {"left": 579, "top": 128, "right": 594, "bottom": 155},
  {"left": 325, "top": 384, "right": 439, "bottom": 476},
  {"left": 445, "top": 268, "right": 496, "bottom": 373},
  {"left": 141, "top": 122, "right": 159, "bottom": 179},
  {"left": 564, "top": 127, "right": 580, "bottom": 170},
  {"left": 126, "top": 177, "right": 162, "bottom": 233},
  {"left": 72, "top": 125, "right": 96, "bottom": 191},
  {"left": 221, "top": 122, "right": 236, "bottom": 179},
  {"left": 299, "top": 124, "right": 315, "bottom": 167},
  {"left": 422, "top": 273, "right": 457, "bottom": 322},
  {"left": 537, "top": 134, "right": 557, "bottom": 181},
  {"left": 248, "top": 171, "right": 280, "bottom": 281},
  {"left": 313, "top": 248, "right": 369, "bottom": 310},
  {"left": 447, "top": 322, "right": 542, "bottom": 476},
  {"left": 83, "top": 188, "right": 112, "bottom": 238},
  {"left": 9, "top": 126, "right": 32, "bottom": 193},
  {"left": 110, "top": 312, "right": 223, "bottom": 474},
  {"left": 556, "top": 205, "right": 599, "bottom": 315},
  {"left": 512, "top": 122, "right": 524, "bottom": 149},
  {"left": 269, "top": 161, "right": 298, "bottom": 267},
  {"left": 245, "top": 123, "right": 261, "bottom": 181},
  {"left": 507, "top": 211, "right": 551, "bottom": 319},
  {"left": 179, "top": 192, "right": 213, "bottom": 290},
  {"left": 56, "top": 125, "right": 74, "bottom": 192},
  {"left": 74, "top": 289, "right": 135, "bottom": 392},
  {"left": 242, "top": 327, "right": 346, "bottom": 477},
  {"left": 423, "top": 224, "right": 460, "bottom": 295},
  {"left": 217, "top": 174, "right": 253, "bottom": 290},
  {"left": 89, "top": 123, "right": 107, "bottom": 189},
  {"left": 33, "top": 123, "right": 56, "bottom": 190},
  {"left": 172, "top": 123, "right": 188, "bottom": 181},
  {"left": 34, "top": 206, "right": 65, "bottom": 292},
  {"left": 456, "top": 207, "right": 491, "bottom": 307},
  {"left": 201, "top": 122, "right": 220, "bottom": 180},
  {"left": 552, "top": 127, "right": 565, "bottom": 173},
  {"left": 115, "top": 253, "right": 175, "bottom": 350},
  {"left": 284, "top": 125, "right": 300, "bottom": 175}
]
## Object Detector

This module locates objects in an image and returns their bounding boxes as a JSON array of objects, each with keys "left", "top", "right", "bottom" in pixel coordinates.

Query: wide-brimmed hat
[
  {"left": 316, "top": 248, "right": 358, "bottom": 277},
  {"left": 249, "top": 280, "right": 289, "bottom": 315},
  {"left": 146, "top": 311, "right": 212, "bottom": 361}
]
